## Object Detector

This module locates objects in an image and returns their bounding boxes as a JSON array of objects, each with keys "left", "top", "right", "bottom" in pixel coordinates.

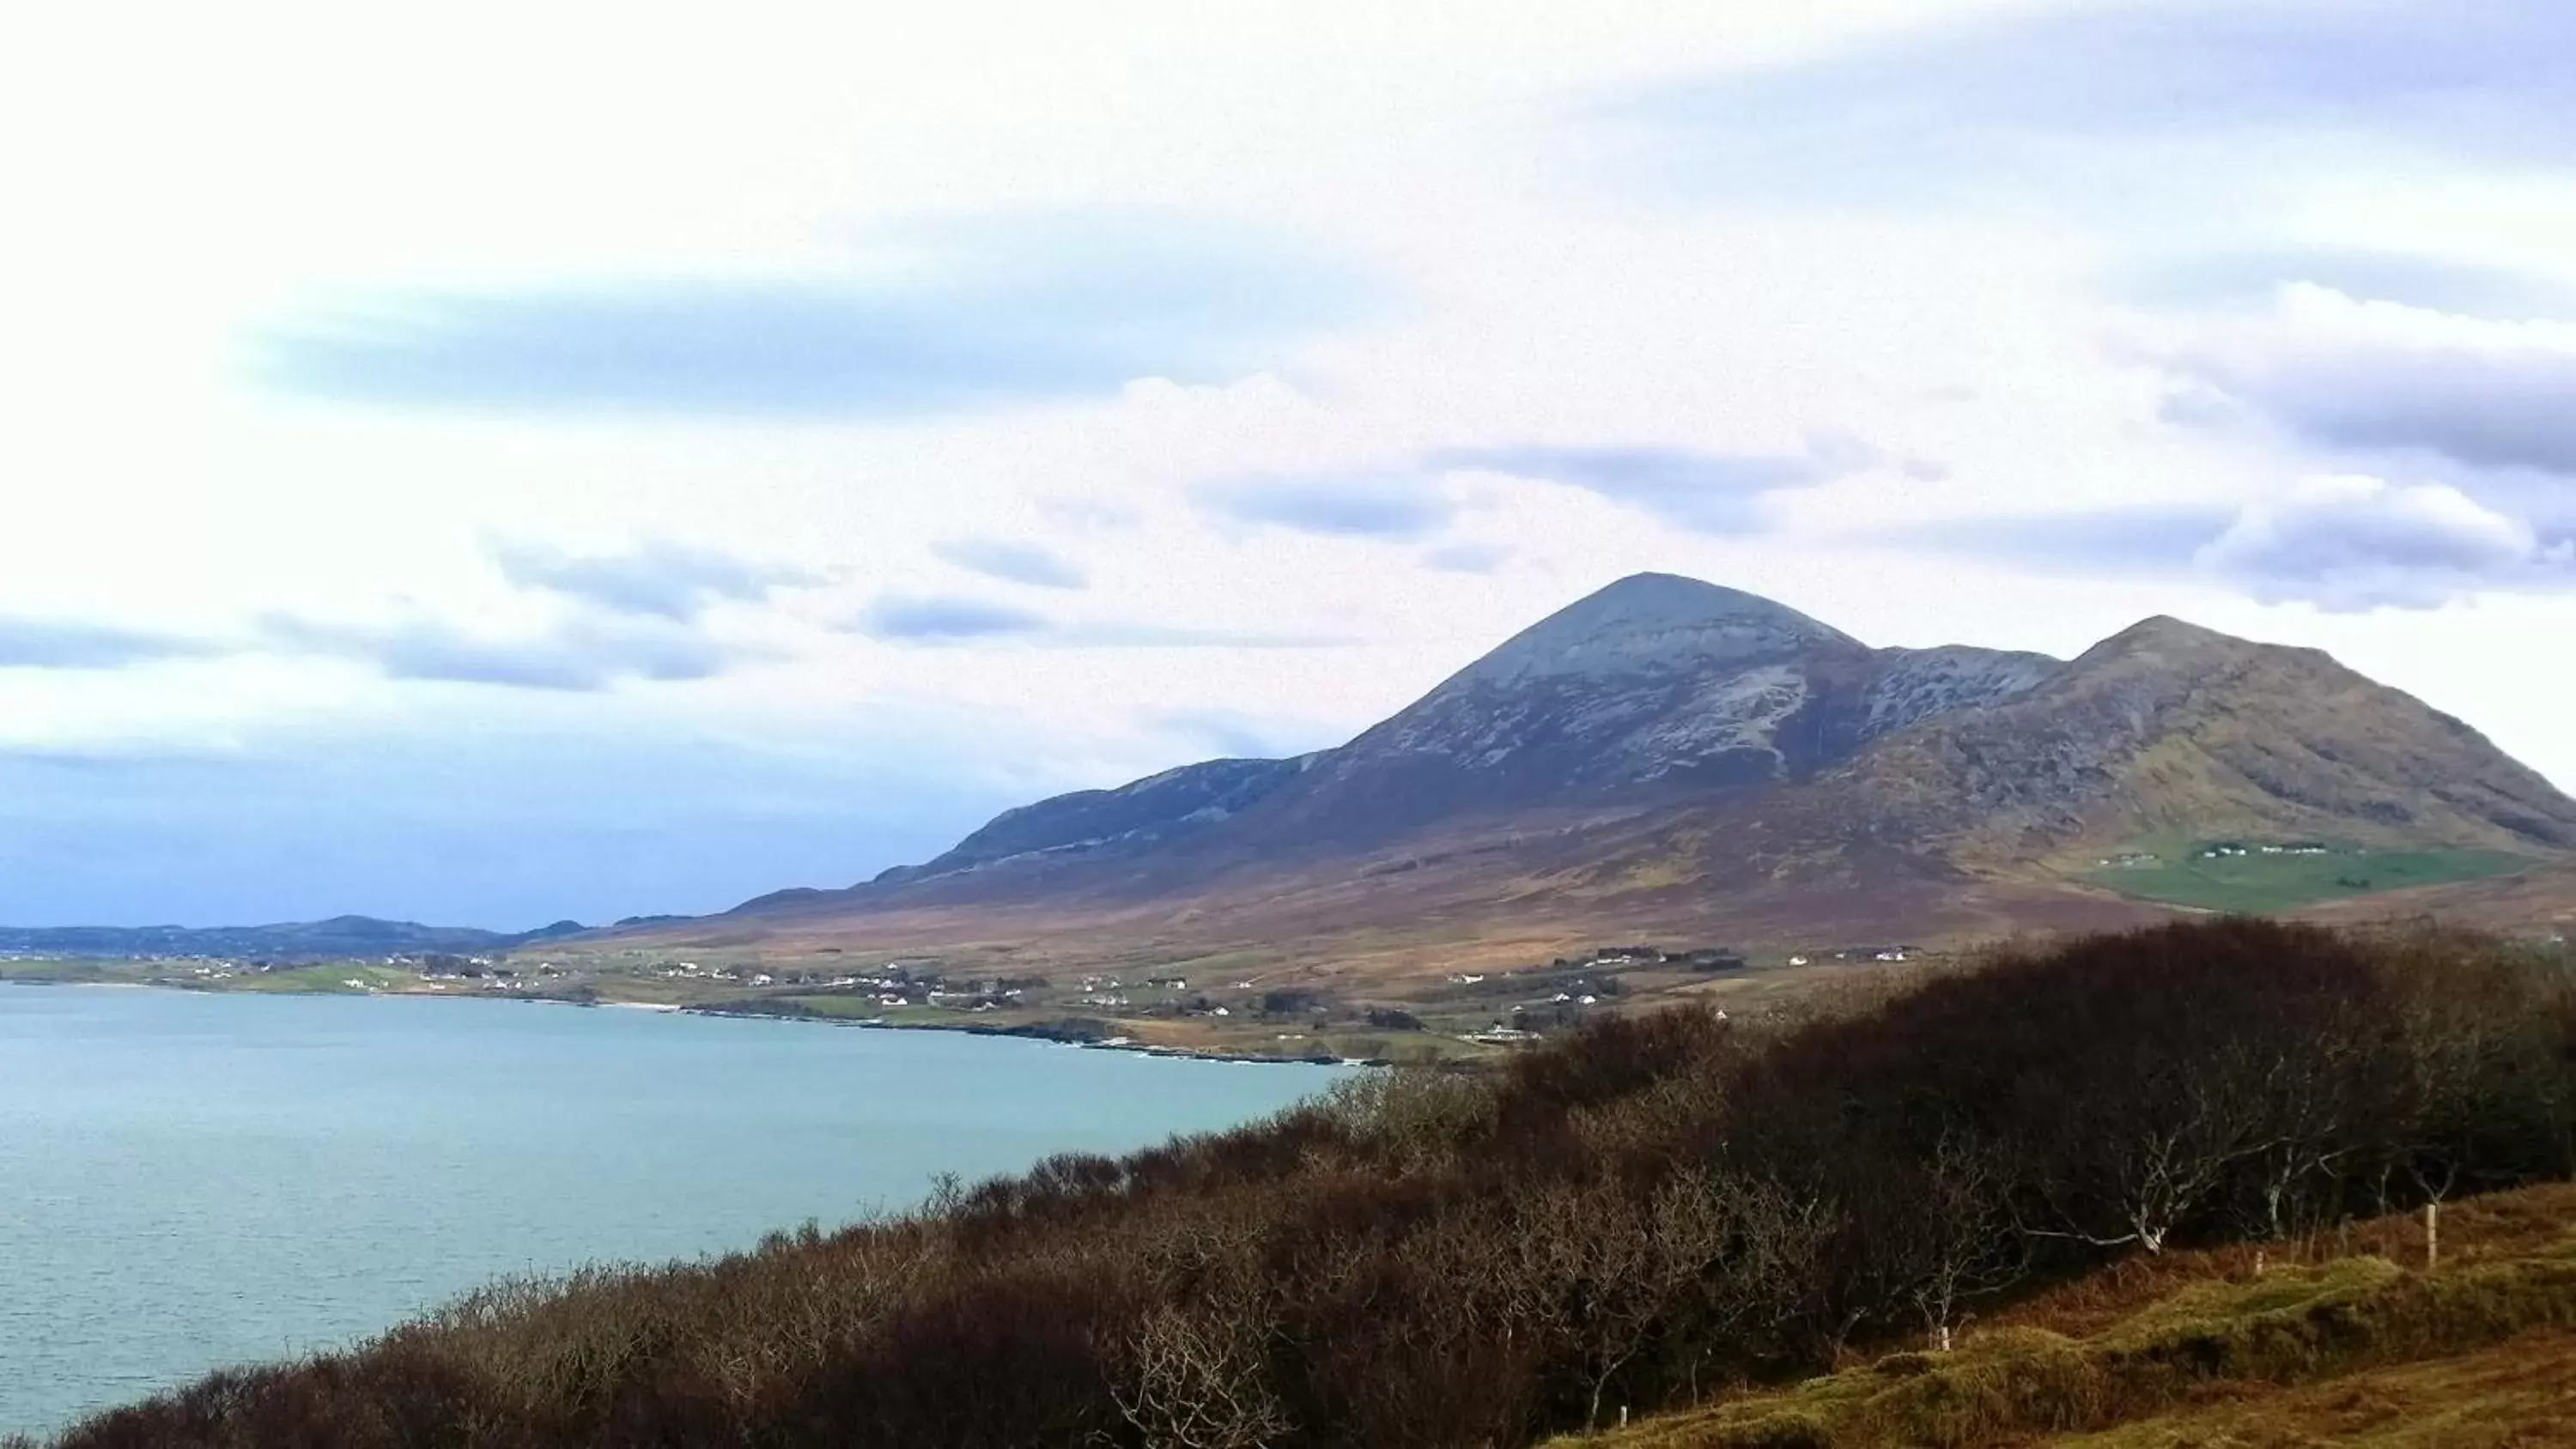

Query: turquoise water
[{"left": 0, "top": 985, "right": 1341, "bottom": 1438}]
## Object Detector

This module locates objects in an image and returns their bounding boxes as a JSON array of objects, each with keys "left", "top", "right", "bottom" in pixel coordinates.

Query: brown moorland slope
[{"left": 2297, "top": 860, "right": 2576, "bottom": 937}]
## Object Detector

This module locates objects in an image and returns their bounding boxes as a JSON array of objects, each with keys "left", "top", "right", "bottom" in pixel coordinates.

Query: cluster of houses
[
  {"left": 644, "top": 958, "right": 1038, "bottom": 1007},
  {"left": 1074, "top": 973, "right": 1134, "bottom": 1009},
  {"left": 655, "top": 960, "right": 851, "bottom": 989},
  {"left": 2099, "top": 842, "right": 2336, "bottom": 868},
  {"left": 406, "top": 952, "right": 519, "bottom": 978},
  {"left": 1540, "top": 944, "right": 1749, "bottom": 973},
  {"left": 2198, "top": 841, "right": 2333, "bottom": 859},
  {"left": 1073, "top": 971, "right": 1196, "bottom": 1011},
  {"left": 1069, "top": 972, "right": 1250, "bottom": 1016},
  {"left": 869, "top": 977, "right": 1029, "bottom": 1012}
]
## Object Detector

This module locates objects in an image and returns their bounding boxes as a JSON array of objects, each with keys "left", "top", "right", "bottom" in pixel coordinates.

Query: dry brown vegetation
[
  {"left": 1577, "top": 1183, "right": 2576, "bottom": 1448},
  {"left": 22, "top": 919, "right": 2576, "bottom": 1449},
  {"left": 2057, "top": 1325, "right": 2576, "bottom": 1446}
]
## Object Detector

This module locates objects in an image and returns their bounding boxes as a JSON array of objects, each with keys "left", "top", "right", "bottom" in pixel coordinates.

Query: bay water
[{"left": 0, "top": 984, "right": 1340, "bottom": 1437}]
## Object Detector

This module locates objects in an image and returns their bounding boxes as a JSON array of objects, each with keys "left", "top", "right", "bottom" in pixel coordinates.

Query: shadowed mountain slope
[{"left": 869, "top": 756, "right": 1315, "bottom": 886}]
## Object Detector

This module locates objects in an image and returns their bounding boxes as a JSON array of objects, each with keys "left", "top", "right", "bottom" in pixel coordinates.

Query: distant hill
[
  {"left": 0, "top": 914, "right": 592, "bottom": 961},
  {"left": 614, "top": 573, "right": 2576, "bottom": 973}
]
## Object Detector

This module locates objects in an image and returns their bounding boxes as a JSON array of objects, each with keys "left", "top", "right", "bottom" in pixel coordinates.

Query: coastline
[
  {"left": 0, "top": 974, "right": 1373, "bottom": 1068},
  {"left": 671, "top": 1000, "right": 1379, "bottom": 1066}
]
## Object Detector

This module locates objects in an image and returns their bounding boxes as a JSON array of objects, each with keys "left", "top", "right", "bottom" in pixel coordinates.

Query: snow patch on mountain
[{"left": 1622, "top": 664, "right": 1813, "bottom": 780}]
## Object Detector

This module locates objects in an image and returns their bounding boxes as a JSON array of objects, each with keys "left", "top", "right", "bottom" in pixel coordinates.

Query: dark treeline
[{"left": 39, "top": 920, "right": 2576, "bottom": 1449}]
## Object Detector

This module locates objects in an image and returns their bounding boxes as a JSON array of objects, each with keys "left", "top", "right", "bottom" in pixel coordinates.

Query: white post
[{"left": 2424, "top": 1199, "right": 2440, "bottom": 1272}]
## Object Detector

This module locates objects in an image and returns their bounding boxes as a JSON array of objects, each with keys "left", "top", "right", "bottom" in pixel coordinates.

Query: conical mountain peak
[
  {"left": 1454, "top": 573, "right": 1858, "bottom": 687},
  {"left": 2083, "top": 614, "right": 2248, "bottom": 658}
]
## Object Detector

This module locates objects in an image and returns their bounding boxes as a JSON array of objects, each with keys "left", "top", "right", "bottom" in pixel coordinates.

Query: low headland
[{"left": 0, "top": 933, "right": 1882, "bottom": 1065}]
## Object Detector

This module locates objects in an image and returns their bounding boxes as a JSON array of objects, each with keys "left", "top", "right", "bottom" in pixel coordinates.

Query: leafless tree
[
  {"left": 1105, "top": 1294, "right": 1288, "bottom": 1449},
  {"left": 1507, "top": 1179, "right": 1660, "bottom": 1431},
  {"left": 2020, "top": 1034, "right": 2300, "bottom": 1255},
  {"left": 1892, "top": 1134, "right": 2020, "bottom": 1351},
  {"left": 1652, "top": 1169, "right": 1844, "bottom": 1391}
]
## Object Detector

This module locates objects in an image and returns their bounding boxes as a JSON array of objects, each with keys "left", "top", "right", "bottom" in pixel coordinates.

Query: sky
[{"left": 3, "top": 0, "right": 2573, "bottom": 928}]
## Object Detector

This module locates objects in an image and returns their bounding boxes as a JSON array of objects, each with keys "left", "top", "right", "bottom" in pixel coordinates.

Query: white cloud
[
  {"left": 2196, "top": 475, "right": 2567, "bottom": 611},
  {"left": 2168, "top": 283, "right": 2576, "bottom": 476},
  {"left": 932, "top": 538, "right": 1088, "bottom": 590},
  {"left": 490, "top": 537, "right": 817, "bottom": 619},
  {"left": 258, "top": 610, "right": 770, "bottom": 691}
]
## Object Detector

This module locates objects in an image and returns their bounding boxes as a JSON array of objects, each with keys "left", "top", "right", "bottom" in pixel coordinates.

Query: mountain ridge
[
  {"left": 841, "top": 574, "right": 2082, "bottom": 891},
  {"left": 644, "top": 573, "right": 2573, "bottom": 967}
]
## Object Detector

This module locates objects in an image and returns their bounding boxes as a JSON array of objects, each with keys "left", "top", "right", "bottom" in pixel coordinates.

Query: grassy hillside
[
  {"left": 25, "top": 920, "right": 2576, "bottom": 1449},
  {"left": 1574, "top": 1184, "right": 2576, "bottom": 1448},
  {"left": 2060, "top": 1331, "right": 2576, "bottom": 1446}
]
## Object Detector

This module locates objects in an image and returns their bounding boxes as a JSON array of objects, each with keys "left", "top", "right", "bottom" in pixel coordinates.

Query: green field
[
  {"left": 0, "top": 958, "right": 113, "bottom": 982},
  {"left": 2085, "top": 840, "right": 2532, "bottom": 913},
  {"left": 226, "top": 963, "right": 421, "bottom": 994}
]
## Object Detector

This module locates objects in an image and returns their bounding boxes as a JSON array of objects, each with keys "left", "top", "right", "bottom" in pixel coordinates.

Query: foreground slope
[
  {"left": 1572, "top": 1185, "right": 2576, "bottom": 1449},
  {"left": 623, "top": 574, "right": 2575, "bottom": 973}
]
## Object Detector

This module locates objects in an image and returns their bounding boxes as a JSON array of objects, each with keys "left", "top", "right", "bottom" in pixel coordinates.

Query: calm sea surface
[{"left": 0, "top": 984, "right": 1343, "bottom": 1437}]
